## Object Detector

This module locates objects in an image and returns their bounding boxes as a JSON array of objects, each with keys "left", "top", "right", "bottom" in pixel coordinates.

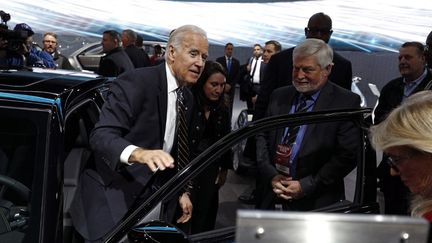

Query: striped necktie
[
  {"left": 176, "top": 87, "right": 189, "bottom": 169},
  {"left": 283, "top": 94, "right": 309, "bottom": 146}
]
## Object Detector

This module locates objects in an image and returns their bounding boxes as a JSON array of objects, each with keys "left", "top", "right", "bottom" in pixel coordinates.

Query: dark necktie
[
  {"left": 177, "top": 87, "right": 193, "bottom": 193},
  {"left": 227, "top": 58, "right": 232, "bottom": 74},
  {"left": 250, "top": 58, "right": 258, "bottom": 79},
  {"left": 283, "top": 95, "right": 309, "bottom": 146},
  {"left": 176, "top": 87, "right": 189, "bottom": 170}
]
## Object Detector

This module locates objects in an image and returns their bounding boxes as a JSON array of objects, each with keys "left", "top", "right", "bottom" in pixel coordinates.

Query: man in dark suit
[
  {"left": 374, "top": 41, "right": 432, "bottom": 215},
  {"left": 254, "top": 12, "right": 353, "bottom": 121},
  {"left": 256, "top": 38, "right": 360, "bottom": 211},
  {"left": 122, "top": 29, "right": 151, "bottom": 68},
  {"left": 216, "top": 43, "right": 240, "bottom": 116},
  {"left": 70, "top": 25, "right": 209, "bottom": 242},
  {"left": 97, "top": 30, "right": 134, "bottom": 77}
]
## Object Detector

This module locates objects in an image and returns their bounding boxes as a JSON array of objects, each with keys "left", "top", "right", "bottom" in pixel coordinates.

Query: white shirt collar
[{"left": 165, "top": 62, "right": 179, "bottom": 93}]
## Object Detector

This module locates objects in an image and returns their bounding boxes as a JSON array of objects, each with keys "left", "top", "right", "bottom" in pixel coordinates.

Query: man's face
[
  {"left": 305, "top": 17, "right": 332, "bottom": 43},
  {"left": 262, "top": 44, "right": 277, "bottom": 63},
  {"left": 224, "top": 45, "right": 233, "bottom": 57},
  {"left": 101, "top": 33, "right": 117, "bottom": 53},
  {"left": 252, "top": 45, "right": 262, "bottom": 58},
  {"left": 168, "top": 33, "right": 209, "bottom": 86},
  {"left": 121, "top": 32, "right": 130, "bottom": 47},
  {"left": 292, "top": 55, "right": 331, "bottom": 94},
  {"left": 43, "top": 34, "right": 57, "bottom": 54},
  {"left": 398, "top": 46, "right": 425, "bottom": 81}
]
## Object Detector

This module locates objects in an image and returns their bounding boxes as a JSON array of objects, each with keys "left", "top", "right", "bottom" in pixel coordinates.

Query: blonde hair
[{"left": 370, "top": 90, "right": 432, "bottom": 153}]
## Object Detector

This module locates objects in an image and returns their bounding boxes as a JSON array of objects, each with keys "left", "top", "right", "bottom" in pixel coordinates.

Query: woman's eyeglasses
[{"left": 384, "top": 151, "right": 420, "bottom": 172}]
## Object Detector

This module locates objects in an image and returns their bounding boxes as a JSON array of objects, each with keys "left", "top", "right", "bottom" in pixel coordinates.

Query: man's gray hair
[
  {"left": 293, "top": 38, "right": 333, "bottom": 68},
  {"left": 167, "top": 25, "right": 207, "bottom": 52}
]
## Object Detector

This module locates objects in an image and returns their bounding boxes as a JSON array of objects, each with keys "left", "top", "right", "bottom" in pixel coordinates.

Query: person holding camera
[{"left": 1, "top": 23, "right": 55, "bottom": 69}]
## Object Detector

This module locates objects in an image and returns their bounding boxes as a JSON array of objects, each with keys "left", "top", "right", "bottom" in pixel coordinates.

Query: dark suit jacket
[
  {"left": 124, "top": 45, "right": 151, "bottom": 68},
  {"left": 254, "top": 47, "right": 353, "bottom": 120},
  {"left": 374, "top": 68, "right": 432, "bottom": 124},
  {"left": 215, "top": 56, "right": 240, "bottom": 89},
  {"left": 70, "top": 64, "right": 194, "bottom": 241},
  {"left": 97, "top": 47, "right": 134, "bottom": 77},
  {"left": 256, "top": 81, "right": 361, "bottom": 210}
]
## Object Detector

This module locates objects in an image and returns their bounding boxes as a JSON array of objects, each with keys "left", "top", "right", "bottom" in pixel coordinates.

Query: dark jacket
[
  {"left": 71, "top": 63, "right": 194, "bottom": 241},
  {"left": 374, "top": 68, "right": 432, "bottom": 124},
  {"left": 256, "top": 81, "right": 361, "bottom": 210},
  {"left": 124, "top": 45, "right": 151, "bottom": 68},
  {"left": 97, "top": 47, "right": 134, "bottom": 77}
]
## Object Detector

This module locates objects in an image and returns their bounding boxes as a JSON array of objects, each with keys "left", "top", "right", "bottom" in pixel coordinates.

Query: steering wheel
[
  {"left": 0, "top": 175, "right": 30, "bottom": 234},
  {"left": 0, "top": 175, "right": 30, "bottom": 201}
]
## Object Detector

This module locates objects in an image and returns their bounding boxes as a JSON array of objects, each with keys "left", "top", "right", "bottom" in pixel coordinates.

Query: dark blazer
[
  {"left": 124, "top": 45, "right": 151, "bottom": 68},
  {"left": 256, "top": 81, "right": 361, "bottom": 210},
  {"left": 215, "top": 56, "right": 240, "bottom": 88},
  {"left": 70, "top": 64, "right": 194, "bottom": 241},
  {"left": 374, "top": 68, "right": 432, "bottom": 124},
  {"left": 97, "top": 47, "right": 134, "bottom": 77},
  {"left": 52, "top": 50, "right": 74, "bottom": 70},
  {"left": 254, "top": 47, "right": 353, "bottom": 120}
]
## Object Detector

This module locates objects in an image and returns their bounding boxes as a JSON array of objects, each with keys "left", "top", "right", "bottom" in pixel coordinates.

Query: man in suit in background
[
  {"left": 216, "top": 43, "right": 240, "bottom": 116},
  {"left": 97, "top": 30, "right": 134, "bottom": 77},
  {"left": 71, "top": 25, "right": 209, "bottom": 242},
  {"left": 122, "top": 29, "right": 151, "bottom": 68},
  {"left": 254, "top": 12, "right": 353, "bottom": 121},
  {"left": 374, "top": 41, "right": 431, "bottom": 215},
  {"left": 256, "top": 38, "right": 360, "bottom": 210}
]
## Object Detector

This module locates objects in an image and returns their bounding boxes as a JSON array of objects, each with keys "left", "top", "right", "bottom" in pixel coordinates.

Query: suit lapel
[{"left": 157, "top": 64, "right": 168, "bottom": 148}]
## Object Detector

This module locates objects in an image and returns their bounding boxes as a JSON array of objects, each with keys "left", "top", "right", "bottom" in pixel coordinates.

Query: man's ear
[
  {"left": 167, "top": 44, "right": 175, "bottom": 62},
  {"left": 324, "top": 63, "right": 333, "bottom": 77}
]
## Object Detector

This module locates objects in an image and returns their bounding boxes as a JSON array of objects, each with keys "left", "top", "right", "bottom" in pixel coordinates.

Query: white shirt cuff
[{"left": 120, "top": 145, "right": 139, "bottom": 165}]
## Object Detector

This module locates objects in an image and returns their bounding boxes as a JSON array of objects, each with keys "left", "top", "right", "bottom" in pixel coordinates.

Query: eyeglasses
[
  {"left": 384, "top": 151, "right": 419, "bottom": 172},
  {"left": 304, "top": 27, "right": 332, "bottom": 35}
]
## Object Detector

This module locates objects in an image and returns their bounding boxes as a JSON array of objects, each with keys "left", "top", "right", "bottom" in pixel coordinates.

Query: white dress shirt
[{"left": 120, "top": 62, "right": 178, "bottom": 164}]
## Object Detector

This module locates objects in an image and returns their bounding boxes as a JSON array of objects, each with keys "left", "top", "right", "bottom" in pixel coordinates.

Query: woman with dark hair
[{"left": 188, "top": 60, "right": 232, "bottom": 234}]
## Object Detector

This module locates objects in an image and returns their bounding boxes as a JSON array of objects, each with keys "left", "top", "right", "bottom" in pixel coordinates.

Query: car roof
[{"left": 0, "top": 68, "right": 107, "bottom": 110}]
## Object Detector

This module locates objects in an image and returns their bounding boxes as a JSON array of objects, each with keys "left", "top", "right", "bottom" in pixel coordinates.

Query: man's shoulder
[
  {"left": 333, "top": 51, "right": 352, "bottom": 65},
  {"left": 272, "top": 47, "right": 294, "bottom": 60},
  {"left": 215, "top": 56, "right": 225, "bottom": 62},
  {"left": 382, "top": 76, "right": 404, "bottom": 91},
  {"left": 114, "top": 65, "right": 165, "bottom": 88}
]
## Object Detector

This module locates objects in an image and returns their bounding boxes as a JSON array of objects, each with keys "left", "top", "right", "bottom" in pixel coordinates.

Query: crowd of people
[{"left": 2, "top": 12, "right": 432, "bottom": 243}]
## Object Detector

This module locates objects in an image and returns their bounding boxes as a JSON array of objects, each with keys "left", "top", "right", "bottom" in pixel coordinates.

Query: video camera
[{"left": 0, "top": 10, "right": 29, "bottom": 53}]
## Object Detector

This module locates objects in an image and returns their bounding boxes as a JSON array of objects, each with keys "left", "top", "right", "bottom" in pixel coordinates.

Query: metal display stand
[{"left": 236, "top": 210, "right": 430, "bottom": 243}]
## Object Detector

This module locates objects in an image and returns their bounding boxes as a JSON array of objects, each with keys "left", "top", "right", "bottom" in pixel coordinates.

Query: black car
[
  {"left": 0, "top": 68, "right": 379, "bottom": 243},
  {"left": 100, "top": 108, "right": 379, "bottom": 243},
  {"left": 0, "top": 68, "right": 108, "bottom": 243}
]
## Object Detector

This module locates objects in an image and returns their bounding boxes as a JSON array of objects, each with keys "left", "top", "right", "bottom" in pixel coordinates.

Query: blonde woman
[{"left": 370, "top": 90, "right": 432, "bottom": 221}]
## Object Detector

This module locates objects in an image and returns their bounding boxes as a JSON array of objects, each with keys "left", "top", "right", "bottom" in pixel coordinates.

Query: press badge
[{"left": 274, "top": 144, "right": 292, "bottom": 176}]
